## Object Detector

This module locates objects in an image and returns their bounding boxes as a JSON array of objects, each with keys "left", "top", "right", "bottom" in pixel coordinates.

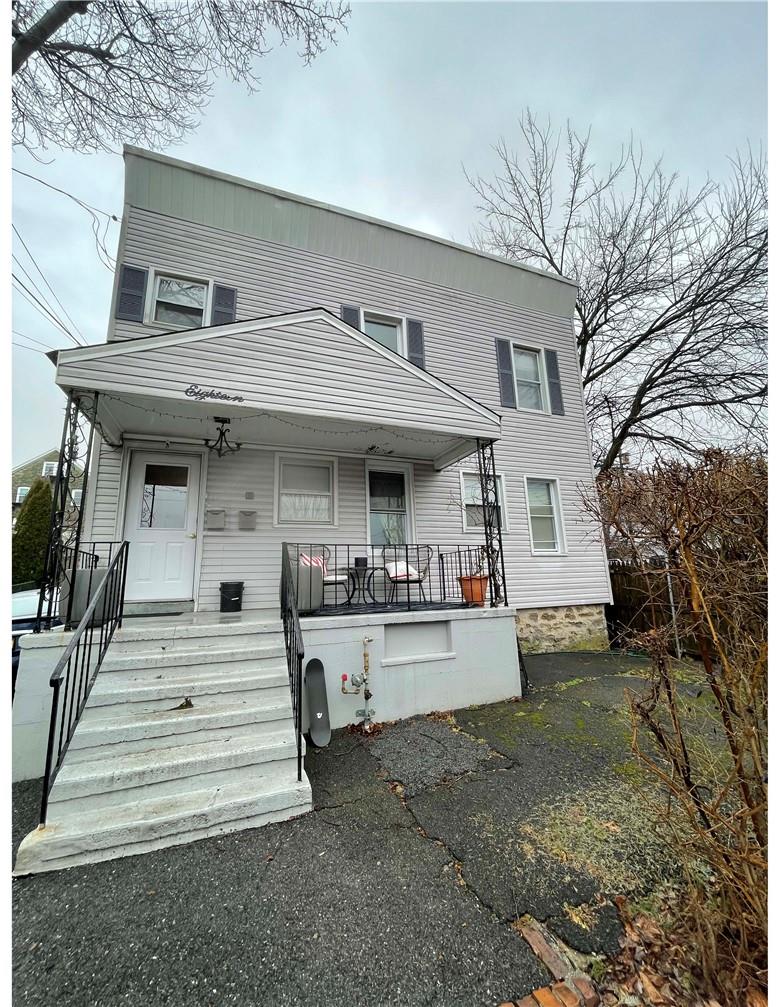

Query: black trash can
[{"left": 220, "top": 581, "right": 244, "bottom": 613}]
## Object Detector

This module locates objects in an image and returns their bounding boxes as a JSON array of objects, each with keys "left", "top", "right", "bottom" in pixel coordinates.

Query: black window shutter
[
  {"left": 211, "top": 285, "right": 238, "bottom": 326},
  {"left": 544, "top": 349, "right": 565, "bottom": 415},
  {"left": 115, "top": 265, "right": 148, "bottom": 322},
  {"left": 340, "top": 304, "right": 361, "bottom": 329},
  {"left": 406, "top": 318, "right": 425, "bottom": 369},
  {"left": 495, "top": 338, "right": 516, "bottom": 409}
]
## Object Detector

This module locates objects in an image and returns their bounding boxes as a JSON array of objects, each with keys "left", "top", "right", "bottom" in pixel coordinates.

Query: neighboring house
[
  {"left": 11, "top": 449, "right": 82, "bottom": 530},
  {"left": 13, "top": 147, "right": 612, "bottom": 874}
]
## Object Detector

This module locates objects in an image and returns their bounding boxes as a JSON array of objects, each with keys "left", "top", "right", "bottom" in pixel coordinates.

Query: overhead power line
[
  {"left": 12, "top": 329, "right": 58, "bottom": 351},
  {"left": 12, "top": 274, "right": 81, "bottom": 345},
  {"left": 12, "top": 224, "right": 87, "bottom": 344}
]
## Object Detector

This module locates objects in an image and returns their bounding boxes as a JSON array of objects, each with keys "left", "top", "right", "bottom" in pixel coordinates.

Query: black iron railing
[
  {"left": 39, "top": 541, "right": 130, "bottom": 825},
  {"left": 283, "top": 543, "right": 488, "bottom": 616},
  {"left": 280, "top": 544, "right": 304, "bottom": 782}
]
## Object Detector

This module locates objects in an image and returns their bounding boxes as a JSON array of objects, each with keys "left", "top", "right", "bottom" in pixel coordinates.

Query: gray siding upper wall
[
  {"left": 122, "top": 147, "right": 577, "bottom": 319},
  {"left": 90, "top": 202, "right": 611, "bottom": 609}
]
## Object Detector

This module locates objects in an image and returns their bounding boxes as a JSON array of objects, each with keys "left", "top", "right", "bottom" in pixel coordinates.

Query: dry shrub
[{"left": 595, "top": 451, "right": 767, "bottom": 1002}]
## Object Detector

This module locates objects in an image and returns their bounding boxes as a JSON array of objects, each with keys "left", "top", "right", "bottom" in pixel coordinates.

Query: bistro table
[{"left": 348, "top": 561, "right": 384, "bottom": 605}]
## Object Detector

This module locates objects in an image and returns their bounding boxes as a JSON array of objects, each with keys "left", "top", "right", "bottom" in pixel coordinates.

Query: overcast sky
[{"left": 11, "top": 0, "right": 766, "bottom": 464}]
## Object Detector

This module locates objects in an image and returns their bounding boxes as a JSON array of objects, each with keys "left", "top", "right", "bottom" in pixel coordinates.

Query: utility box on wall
[
  {"left": 205, "top": 509, "right": 225, "bottom": 530},
  {"left": 238, "top": 510, "right": 257, "bottom": 531}
]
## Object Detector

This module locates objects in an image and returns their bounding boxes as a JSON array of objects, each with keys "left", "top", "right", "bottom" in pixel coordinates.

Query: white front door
[{"left": 123, "top": 451, "right": 201, "bottom": 602}]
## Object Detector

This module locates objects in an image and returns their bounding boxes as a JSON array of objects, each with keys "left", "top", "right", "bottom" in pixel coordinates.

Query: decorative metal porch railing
[
  {"left": 282, "top": 542, "right": 490, "bottom": 616},
  {"left": 39, "top": 541, "right": 130, "bottom": 826},
  {"left": 279, "top": 544, "right": 304, "bottom": 783},
  {"left": 36, "top": 391, "right": 99, "bottom": 632}
]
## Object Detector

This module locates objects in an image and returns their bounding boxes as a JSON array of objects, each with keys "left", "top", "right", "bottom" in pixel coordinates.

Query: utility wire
[
  {"left": 12, "top": 275, "right": 81, "bottom": 345},
  {"left": 12, "top": 329, "right": 57, "bottom": 351},
  {"left": 13, "top": 168, "right": 119, "bottom": 270},
  {"left": 13, "top": 342, "right": 48, "bottom": 356},
  {"left": 12, "top": 224, "right": 87, "bottom": 344},
  {"left": 11, "top": 254, "right": 74, "bottom": 342}
]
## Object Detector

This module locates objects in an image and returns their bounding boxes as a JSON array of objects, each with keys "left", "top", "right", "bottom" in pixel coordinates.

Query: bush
[
  {"left": 12, "top": 477, "right": 53, "bottom": 586},
  {"left": 595, "top": 452, "right": 767, "bottom": 1002}
]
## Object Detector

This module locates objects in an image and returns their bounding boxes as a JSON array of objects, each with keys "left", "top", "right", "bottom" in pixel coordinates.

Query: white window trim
[
  {"left": 41, "top": 461, "right": 58, "bottom": 477},
  {"left": 15, "top": 486, "right": 29, "bottom": 504},
  {"left": 523, "top": 475, "right": 567, "bottom": 556},
  {"left": 144, "top": 269, "right": 214, "bottom": 330},
  {"left": 359, "top": 306, "right": 408, "bottom": 359},
  {"left": 273, "top": 453, "right": 339, "bottom": 528},
  {"left": 458, "top": 470, "right": 509, "bottom": 534},
  {"left": 510, "top": 343, "right": 550, "bottom": 414},
  {"left": 364, "top": 459, "right": 416, "bottom": 544}
]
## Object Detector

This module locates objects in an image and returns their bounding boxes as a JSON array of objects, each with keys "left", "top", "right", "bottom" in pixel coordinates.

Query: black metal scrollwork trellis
[
  {"left": 35, "top": 391, "right": 98, "bottom": 632},
  {"left": 475, "top": 438, "right": 508, "bottom": 608}
]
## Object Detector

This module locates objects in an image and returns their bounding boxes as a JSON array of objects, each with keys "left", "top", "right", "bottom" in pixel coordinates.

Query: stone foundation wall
[{"left": 515, "top": 604, "right": 609, "bottom": 654}]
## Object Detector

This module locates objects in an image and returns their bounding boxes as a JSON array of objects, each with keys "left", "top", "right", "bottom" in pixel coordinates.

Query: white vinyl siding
[{"left": 96, "top": 204, "right": 611, "bottom": 609}]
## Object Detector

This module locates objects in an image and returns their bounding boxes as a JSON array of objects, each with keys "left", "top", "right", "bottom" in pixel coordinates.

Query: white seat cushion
[{"left": 384, "top": 561, "right": 420, "bottom": 581}]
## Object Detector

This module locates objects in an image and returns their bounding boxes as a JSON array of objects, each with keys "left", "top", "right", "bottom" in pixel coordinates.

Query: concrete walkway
[{"left": 13, "top": 653, "right": 690, "bottom": 1006}]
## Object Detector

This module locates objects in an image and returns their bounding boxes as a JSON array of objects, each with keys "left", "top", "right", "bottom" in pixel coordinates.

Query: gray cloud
[{"left": 12, "top": 1, "right": 766, "bottom": 463}]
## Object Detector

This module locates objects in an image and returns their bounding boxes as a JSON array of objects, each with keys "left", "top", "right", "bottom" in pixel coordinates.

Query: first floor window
[
  {"left": 461, "top": 472, "right": 506, "bottom": 531},
  {"left": 368, "top": 469, "right": 408, "bottom": 544},
  {"left": 153, "top": 275, "right": 207, "bottom": 327},
  {"left": 363, "top": 313, "right": 402, "bottom": 354},
  {"left": 513, "top": 346, "right": 547, "bottom": 411},
  {"left": 15, "top": 486, "right": 29, "bottom": 504},
  {"left": 526, "top": 478, "right": 563, "bottom": 552},
  {"left": 278, "top": 458, "right": 335, "bottom": 525}
]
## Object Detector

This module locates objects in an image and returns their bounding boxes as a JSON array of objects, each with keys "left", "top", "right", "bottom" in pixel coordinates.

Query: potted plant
[{"left": 458, "top": 547, "right": 490, "bottom": 606}]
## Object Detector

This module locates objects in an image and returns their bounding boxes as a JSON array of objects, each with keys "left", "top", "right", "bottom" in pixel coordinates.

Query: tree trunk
[{"left": 12, "top": 1, "right": 90, "bottom": 74}]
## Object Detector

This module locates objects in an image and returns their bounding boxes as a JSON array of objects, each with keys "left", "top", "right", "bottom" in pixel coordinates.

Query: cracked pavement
[{"left": 13, "top": 653, "right": 682, "bottom": 1006}]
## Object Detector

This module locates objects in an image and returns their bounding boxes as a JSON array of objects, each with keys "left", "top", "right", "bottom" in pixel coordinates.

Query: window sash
[
  {"left": 278, "top": 459, "right": 334, "bottom": 525},
  {"left": 512, "top": 347, "right": 547, "bottom": 412},
  {"left": 527, "top": 478, "right": 561, "bottom": 552},
  {"left": 462, "top": 472, "right": 505, "bottom": 531},
  {"left": 153, "top": 275, "right": 207, "bottom": 326},
  {"left": 363, "top": 314, "right": 401, "bottom": 353}
]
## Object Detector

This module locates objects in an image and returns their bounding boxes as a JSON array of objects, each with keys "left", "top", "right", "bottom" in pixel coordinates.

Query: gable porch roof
[{"left": 52, "top": 308, "right": 501, "bottom": 469}]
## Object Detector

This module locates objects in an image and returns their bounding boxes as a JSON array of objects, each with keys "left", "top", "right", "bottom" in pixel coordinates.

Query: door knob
[{"left": 187, "top": 532, "right": 197, "bottom": 539}]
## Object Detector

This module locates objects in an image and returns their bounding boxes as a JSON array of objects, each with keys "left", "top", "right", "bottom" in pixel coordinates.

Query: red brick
[
  {"left": 516, "top": 997, "right": 537, "bottom": 1007},
  {"left": 551, "top": 982, "right": 581, "bottom": 1007},
  {"left": 533, "top": 989, "right": 563, "bottom": 1007},
  {"left": 572, "top": 976, "right": 599, "bottom": 1007},
  {"left": 518, "top": 924, "right": 569, "bottom": 980}
]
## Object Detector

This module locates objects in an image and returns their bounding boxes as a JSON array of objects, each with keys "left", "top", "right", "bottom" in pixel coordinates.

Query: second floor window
[
  {"left": 153, "top": 275, "right": 208, "bottom": 327},
  {"left": 513, "top": 346, "right": 548, "bottom": 412},
  {"left": 15, "top": 486, "right": 29, "bottom": 504},
  {"left": 41, "top": 461, "right": 58, "bottom": 477},
  {"left": 363, "top": 313, "right": 402, "bottom": 354}
]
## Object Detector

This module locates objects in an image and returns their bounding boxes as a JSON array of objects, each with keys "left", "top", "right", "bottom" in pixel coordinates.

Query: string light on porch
[{"left": 205, "top": 417, "right": 242, "bottom": 457}]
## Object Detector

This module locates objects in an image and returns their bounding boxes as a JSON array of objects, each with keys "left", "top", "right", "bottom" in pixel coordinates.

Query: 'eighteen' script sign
[{"left": 185, "top": 384, "right": 245, "bottom": 404}]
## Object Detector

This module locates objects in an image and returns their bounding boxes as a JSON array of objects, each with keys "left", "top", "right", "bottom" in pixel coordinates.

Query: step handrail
[
  {"left": 279, "top": 543, "right": 304, "bottom": 782},
  {"left": 38, "top": 540, "right": 130, "bottom": 826}
]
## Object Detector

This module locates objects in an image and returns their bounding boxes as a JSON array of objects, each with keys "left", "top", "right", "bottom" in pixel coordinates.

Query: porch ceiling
[{"left": 52, "top": 308, "right": 501, "bottom": 469}]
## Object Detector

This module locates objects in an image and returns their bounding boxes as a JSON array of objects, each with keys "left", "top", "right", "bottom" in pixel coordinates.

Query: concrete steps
[{"left": 14, "top": 615, "right": 312, "bottom": 875}]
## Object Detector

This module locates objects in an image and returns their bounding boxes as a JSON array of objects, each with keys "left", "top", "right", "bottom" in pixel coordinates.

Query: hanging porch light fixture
[{"left": 205, "top": 417, "right": 241, "bottom": 457}]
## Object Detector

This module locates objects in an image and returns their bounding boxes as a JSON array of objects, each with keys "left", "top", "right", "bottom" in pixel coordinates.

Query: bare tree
[
  {"left": 12, "top": 0, "right": 350, "bottom": 153},
  {"left": 468, "top": 111, "right": 767, "bottom": 472}
]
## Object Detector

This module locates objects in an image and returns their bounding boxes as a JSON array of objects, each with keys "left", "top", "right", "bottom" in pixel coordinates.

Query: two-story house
[{"left": 13, "top": 148, "right": 611, "bottom": 874}]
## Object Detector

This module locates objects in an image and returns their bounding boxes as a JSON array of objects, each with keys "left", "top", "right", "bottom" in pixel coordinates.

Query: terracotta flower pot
[{"left": 458, "top": 574, "right": 488, "bottom": 607}]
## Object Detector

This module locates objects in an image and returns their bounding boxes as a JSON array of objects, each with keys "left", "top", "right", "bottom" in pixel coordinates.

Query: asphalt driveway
[{"left": 12, "top": 653, "right": 692, "bottom": 1006}]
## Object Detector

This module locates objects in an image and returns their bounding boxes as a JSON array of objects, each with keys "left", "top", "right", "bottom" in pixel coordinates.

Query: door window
[
  {"left": 140, "top": 464, "right": 189, "bottom": 529},
  {"left": 369, "top": 470, "right": 407, "bottom": 544}
]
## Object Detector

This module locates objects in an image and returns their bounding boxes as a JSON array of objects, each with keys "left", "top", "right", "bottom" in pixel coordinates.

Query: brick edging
[{"left": 501, "top": 974, "right": 599, "bottom": 1006}]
